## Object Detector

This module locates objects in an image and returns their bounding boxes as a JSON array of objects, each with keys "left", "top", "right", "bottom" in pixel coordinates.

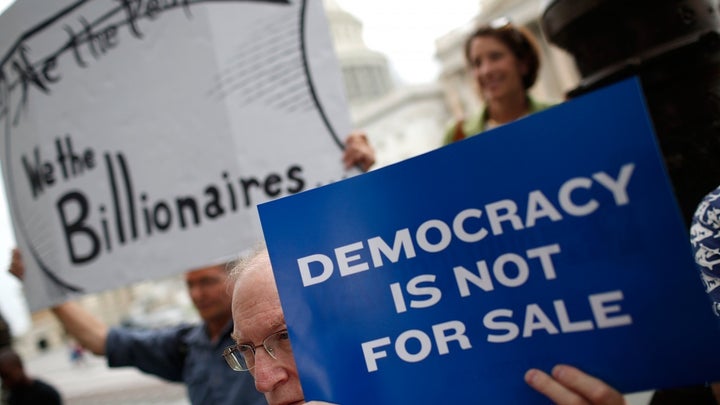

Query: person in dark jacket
[{"left": 0, "top": 348, "right": 62, "bottom": 405}]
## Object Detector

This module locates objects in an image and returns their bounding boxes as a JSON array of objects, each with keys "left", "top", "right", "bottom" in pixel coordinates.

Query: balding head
[{"left": 229, "top": 247, "right": 304, "bottom": 405}]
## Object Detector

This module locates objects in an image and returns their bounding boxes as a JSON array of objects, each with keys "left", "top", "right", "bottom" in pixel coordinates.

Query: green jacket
[{"left": 442, "top": 97, "right": 555, "bottom": 145}]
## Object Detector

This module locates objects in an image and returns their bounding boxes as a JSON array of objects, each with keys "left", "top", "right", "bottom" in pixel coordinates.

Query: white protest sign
[{"left": 0, "top": 0, "right": 352, "bottom": 310}]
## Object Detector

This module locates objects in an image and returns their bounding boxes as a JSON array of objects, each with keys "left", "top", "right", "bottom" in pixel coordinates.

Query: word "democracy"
[{"left": 298, "top": 163, "right": 635, "bottom": 287}]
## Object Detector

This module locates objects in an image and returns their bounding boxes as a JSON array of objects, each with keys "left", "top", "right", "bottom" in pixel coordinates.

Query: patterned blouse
[{"left": 690, "top": 185, "right": 720, "bottom": 316}]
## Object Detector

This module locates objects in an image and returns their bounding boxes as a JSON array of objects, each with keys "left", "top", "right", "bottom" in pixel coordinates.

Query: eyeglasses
[{"left": 223, "top": 329, "right": 292, "bottom": 371}]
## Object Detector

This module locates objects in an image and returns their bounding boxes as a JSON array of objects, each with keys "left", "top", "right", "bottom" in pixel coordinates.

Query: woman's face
[{"left": 467, "top": 35, "right": 527, "bottom": 103}]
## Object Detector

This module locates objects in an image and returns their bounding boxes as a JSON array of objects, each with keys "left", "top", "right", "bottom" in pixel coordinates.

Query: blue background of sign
[{"left": 258, "top": 78, "right": 720, "bottom": 404}]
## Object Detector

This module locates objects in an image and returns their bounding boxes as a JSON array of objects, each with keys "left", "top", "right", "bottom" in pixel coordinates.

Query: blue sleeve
[{"left": 105, "top": 324, "right": 193, "bottom": 382}]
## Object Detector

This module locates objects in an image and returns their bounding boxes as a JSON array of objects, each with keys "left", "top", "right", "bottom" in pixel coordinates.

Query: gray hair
[{"left": 229, "top": 242, "right": 268, "bottom": 282}]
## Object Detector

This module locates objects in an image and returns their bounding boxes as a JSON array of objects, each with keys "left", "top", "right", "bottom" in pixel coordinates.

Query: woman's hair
[{"left": 464, "top": 22, "right": 541, "bottom": 90}]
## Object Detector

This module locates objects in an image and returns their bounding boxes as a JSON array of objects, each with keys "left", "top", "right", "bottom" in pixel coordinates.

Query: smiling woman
[{"left": 442, "top": 21, "right": 555, "bottom": 144}]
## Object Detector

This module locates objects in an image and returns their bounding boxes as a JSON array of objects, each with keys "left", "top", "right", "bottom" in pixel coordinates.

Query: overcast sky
[
  {"left": 0, "top": 0, "right": 481, "bottom": 335},
  {"left": 334, "top": 0, "right": 480, "bottom": 83},
  {"left": 0, "top": 0, "right": 480, "bottom": 83}
]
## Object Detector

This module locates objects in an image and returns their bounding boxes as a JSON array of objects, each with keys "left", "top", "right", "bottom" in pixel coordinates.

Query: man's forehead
[
  {"left": 232, "top": 254, "right": 284, "bottom": 340},
  {"left": 232, "top": 308, "right": 285, "bottom": 341},
  {"left": 185, "top": 264, "right": 226, "bottom": 280},
  {"left": 232, "top": 272, "right": 281, "bottom": 318}
]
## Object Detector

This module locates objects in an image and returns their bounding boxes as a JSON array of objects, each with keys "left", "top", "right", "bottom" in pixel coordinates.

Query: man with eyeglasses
[
  {"left": 225, "top": 247, "right": 626, "bottom": 405},
  {"left": 225, "top": 247, "right": 339, "bottom": 405},
  {"left": 9, "top": 248, "right": 266, "bottom": 405}
]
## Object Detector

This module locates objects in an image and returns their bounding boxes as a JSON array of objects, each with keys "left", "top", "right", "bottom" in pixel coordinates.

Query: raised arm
[
  {"left": 51, "top": 301, "right": 109, "bottom": 355},
  {"left": 9, "top": 248, "right": 109, "bottom": 355}
]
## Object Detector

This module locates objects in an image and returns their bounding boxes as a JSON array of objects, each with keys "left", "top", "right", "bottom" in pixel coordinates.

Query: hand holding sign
[
  {"left": 9, "top": 248, "right": 24, "bottom": 281},
  {"left": 342, "top": 132, "right": 375, "bottom": 172},
  {"left": 526, "top": 365, "right": 627, "bottom": 405}
]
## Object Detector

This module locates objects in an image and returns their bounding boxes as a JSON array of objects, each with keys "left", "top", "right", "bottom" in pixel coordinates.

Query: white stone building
[
  {"left": 326, "top": 0, "right": 581, "bottom": 167},
  {"left": 324, "top": 0, "right": 450, "bottom": 167}
]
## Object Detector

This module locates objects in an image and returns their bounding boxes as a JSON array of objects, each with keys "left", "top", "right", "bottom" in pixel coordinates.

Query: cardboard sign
[
  {"left": 259, "top": 78, "right": 720, "bottom": 404},
  {"left": 0, "top": 0, "right": 352, "bottom": 310}
]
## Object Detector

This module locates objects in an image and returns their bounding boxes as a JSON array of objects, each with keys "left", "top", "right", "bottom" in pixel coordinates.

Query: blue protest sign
[{"left": 258, "top": 78, "right": 720, "bottom": 404}]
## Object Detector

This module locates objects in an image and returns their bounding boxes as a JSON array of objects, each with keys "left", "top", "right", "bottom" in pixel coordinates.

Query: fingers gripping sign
[
  {"left": 525, "top": 365, "right": 626, "bottom": 405},
  {"left": 9, "top": 248, "right": 25, "bottom": 280},
  {"left": 342, "top": 132, "right": 375, "bottom": 172}
]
